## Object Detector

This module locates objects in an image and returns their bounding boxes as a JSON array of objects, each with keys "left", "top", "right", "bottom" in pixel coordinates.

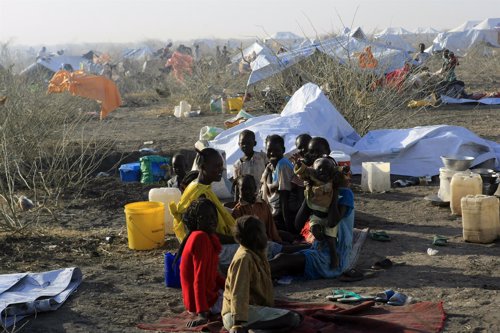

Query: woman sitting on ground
[
  {"left": 176, "top": 198, "right": 225, "bottom": 327},
  {"left": 269, "top": 171, "right": 355, "bottom": 280},
  {"left": 222, "top": 216, "right": 301, "bottom": 333},
  {"left": 169, "top": 148, "right": 235, "bottom": 244}
]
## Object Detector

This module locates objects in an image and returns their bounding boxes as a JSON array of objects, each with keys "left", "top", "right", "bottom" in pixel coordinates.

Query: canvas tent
[
  {"left": 374, "top": 34, "right": 415, "bottom": 52},
  {"left": 209, "top": 83, "right": 500, "bottom": 178},
  {"left": 20, "top": 55, "right": 100, "bottom": 77},
  {"left": 122, "top": 47, "right": 154, "bottom": 61},
  {"left": 426, "top": 18, "right": 500, "bottom": 55},
  {"left": 247, "top": 35, "right": 410, "bottom": 86},
  {"left": 375, "top": 27, "right": 412, "bottom": 37},
  {"left": 230, "top": 41, "right": 274, "bottom": 64},
  {"left": 264, "top": 31, "right": 304, "bottom": 50}
]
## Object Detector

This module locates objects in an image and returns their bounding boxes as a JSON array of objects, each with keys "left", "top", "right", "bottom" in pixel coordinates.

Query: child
[
  {"left": 167, "top": 153, "right": 187, "bottom": 189},
  {"left": 289, "top": 133, "right": 312, "bottom": 164},
  {"left": 262, "top": 135, "right": 300, "bottom": 234},
  {"left": 176, "top": 198, "right": 226, "bottom": 327},
  {"left": 222, "top": 216, "right": 301, "bottom": 332},
  {"left": 231, "top": 175, "right": 282, "bottom": 243},
  {"left": 233, "top": 130, "right": 268, "bottom": 200},
  {"left": 294, "top": 157, "right": 345, "bottom": 268}
]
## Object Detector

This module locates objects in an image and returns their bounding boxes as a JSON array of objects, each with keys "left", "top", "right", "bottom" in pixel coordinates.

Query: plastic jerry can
[
  {"left": 149, "top": 187, "right": 182, "bottom": 235},
  {"left": 461, "top": 195, "right": 499, "bottom": 243},
  {"left": 437, "top": 167, "right": 461, "bottom": 202},
  {"left": 450, "top": 172, "right": 482, "bottom": 215},
  {"left": 361, "top": 162, "right": 391, "bottom": 192}
]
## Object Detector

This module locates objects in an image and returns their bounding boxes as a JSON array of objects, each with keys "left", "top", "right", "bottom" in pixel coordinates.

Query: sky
[{"left": 0, "top": 0, "right": 499, "bottom": 45}]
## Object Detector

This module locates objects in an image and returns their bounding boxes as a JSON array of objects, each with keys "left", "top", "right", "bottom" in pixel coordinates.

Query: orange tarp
[
  {"left": 47, "top": 70, "right": 121, "bottom": 119},
  {"left": 166, "top": 52, "right": 193, "bottom": 82},
  {"left": 358, "top": 46, "right": 378, "bottom": 69}
]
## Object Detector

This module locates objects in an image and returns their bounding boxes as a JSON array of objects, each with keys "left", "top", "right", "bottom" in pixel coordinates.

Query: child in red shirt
[{"left": 175, "top": 198, "right": 225, "bottom": 327}]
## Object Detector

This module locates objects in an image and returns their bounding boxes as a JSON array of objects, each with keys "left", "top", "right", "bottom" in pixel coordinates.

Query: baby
[{"left": 294, "top": 157, "right": 345, "bottom": 268}]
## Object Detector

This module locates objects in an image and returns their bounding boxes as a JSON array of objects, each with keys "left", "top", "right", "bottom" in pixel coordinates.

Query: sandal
[
  {"left": 370, "top": 231, "right": 391, "bottom": 242},
  {"left": 432, "top": 235, "right": 448, "bottom": 246},
  {"left": 374, "top": 289, "right": 395, "bottom": 303},
  {"left": 387, "top": 292, "right": 408, "bottom": 306},
  {"left": 339, "top": 269, "right": 364, "bottom": 282},
  {"left": 371, "top": 258, "right": 393, "bottom": 270}
]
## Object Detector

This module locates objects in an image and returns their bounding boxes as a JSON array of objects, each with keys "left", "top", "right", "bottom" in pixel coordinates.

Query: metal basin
[{"left": 440, "top": 155, "right": 475, "bottom": 171}]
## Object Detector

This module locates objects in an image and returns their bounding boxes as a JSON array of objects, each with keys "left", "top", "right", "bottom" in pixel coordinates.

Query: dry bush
[
  {"left": 255, "top": 51, "right": 420, "bottom": 135},
  {"left": 0, "top": 68, "right": 115, "bottom": 232}
]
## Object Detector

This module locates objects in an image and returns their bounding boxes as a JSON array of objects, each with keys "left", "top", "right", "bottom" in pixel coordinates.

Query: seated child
[
  {"left": 231, "top": 175, "right": 282, "bottom": 243},
  {"left": 222, "top": 216, "right": 301, "bottom": 332},
  {"left": 176, "top": 198, "right": 226, "bottom": 327},
  {"left": 167, "top": 153, "right": 187, "bottom": 189},
  {"left": 233, "top": 130, "right": 268, "bottom": 201},
  {"left": 294, "top": 157, "right": 346, "bottom": 268}
]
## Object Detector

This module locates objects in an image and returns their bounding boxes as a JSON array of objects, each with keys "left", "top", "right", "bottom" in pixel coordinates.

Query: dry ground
[{"left": 1, "top": 102, "right": 499, "bottom": 333}]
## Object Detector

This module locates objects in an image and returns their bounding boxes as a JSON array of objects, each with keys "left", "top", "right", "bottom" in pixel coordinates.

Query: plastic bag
[{"left": 199, "top": 126, "right": 224, "bottom": 141}]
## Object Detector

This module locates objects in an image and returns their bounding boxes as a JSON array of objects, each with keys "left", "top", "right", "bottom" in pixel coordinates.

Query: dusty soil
[{"left": 1, "top": 102, "right": 499, "bottom": 333}]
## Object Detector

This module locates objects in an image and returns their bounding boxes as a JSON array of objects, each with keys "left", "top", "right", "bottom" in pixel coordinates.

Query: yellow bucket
[
  {"left": 227, "top": 97, "right": 243, "bottom": 112},
  {"left": 124, "top": 201, "right": 165, "bottom": 250}
]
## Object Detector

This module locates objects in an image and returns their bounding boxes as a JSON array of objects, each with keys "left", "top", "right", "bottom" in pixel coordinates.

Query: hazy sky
[{"left": 1, "top": 0, "right": 499, "bottom": 45}]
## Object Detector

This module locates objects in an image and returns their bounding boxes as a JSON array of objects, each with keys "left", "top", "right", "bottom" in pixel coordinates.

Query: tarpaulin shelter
[
  {"left": 47, "top": 70, "right": 122, "bottom": 119},
  {"left": 20, "top": 55, "right": 101, "bottom": 77},
  {"left": 264, "top": 31, "right": 304, "bottom": 50},
  {"left": 230, "top": 41, "right": 275, "bottom": 64},
  {"left": 209, "top": 83, "right": 500, "bottom": 178},
  {"left": 426, "top": 18, "right": 500, "bottom": 55},
  {"left": 246, "top": 35, "right": 410, "bottom": 86},
  {"left": 122, "top": 47, "right": 154, "bottom": 61}
]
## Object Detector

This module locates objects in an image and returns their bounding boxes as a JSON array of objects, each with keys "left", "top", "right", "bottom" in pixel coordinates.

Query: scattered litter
[
  {"left": 96, "top": 172, "right": 110, "bottom": 178},
  {"left": 143, "top": 141, "right": 154, "bottom": 145},
  {"left": 370, "top": 231, "right": 391, "bottom": 242},
  {"left": 18, "top": 195, "right": 34, "bottom": 211},
  {"left": 139, "top": 148, "right": 158, "bottom": 154},
  {"left": 393, "top": 177, "right": 419, "bottom": 187},
  {"left": 105, "top": 236, "right": 115, "bottom": 244},
  {"left": 432, "top": 235, "right": 448, "bottom": 246},
  {"left": 199, "top": 126, "right": 224, "bottom": 141},
  {"left": 427, "top": 248, "right": 439, "bottom": 256},
  {"left": 184, "top": 110, "right": 201, "bottom": 117}
]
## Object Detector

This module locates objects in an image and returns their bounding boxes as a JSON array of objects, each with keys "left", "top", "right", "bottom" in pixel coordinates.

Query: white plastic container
[
  {"left": 330, "top": 151, "right": 351, "bottom": 168},
  {"left": 450, "top": 172, "right": 482, "bottom": 215},
  {"left": 179, "top": 100, "right": 191, "bottom": 114},
  {"left": 461, "top": 195, "right": 499, "bottom": 243},
  {"left": 149, "top": 187, "right": 182, "bottom": 235},
  {"left": 437, "top": 167, "right": 462, "bottom": 202},
  {"left": 361, "top": 162, "right": 391, "bottom": 193},
  {"left": 173, "top": 106, "right": 182, "bottom": 118}
]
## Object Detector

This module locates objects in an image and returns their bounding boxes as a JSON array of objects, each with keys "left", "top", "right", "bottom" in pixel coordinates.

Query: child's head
[
  {"left": 234, "top": 216, "right": 267, "bottom": 251},
  {"left": 196, "top": 148, "right": 223, "bottom": 184},
  {"left": 313, "top": 157, "right": 336, "bottom": 183},
  {"left": 310, "top": 223, "right": 325, "bottom": 241},
  {"left": 182, "top": 198, "right": 218, "bottom": 234},
  {"left": 419, "top": 43, "right": 425, "bottom": 52},
  {"left": 238, "top": 130, "right": 256, "bottom": 157},
  {"left": 237, "top": 175, "right": 257, "bottom": 204},
  {"left": 295, "top": 133, "right": 312, "bottom": 158},
  {"left": 179, "top": 170, "right": 199, "bottom": 192},
  {"left": 172, "top": 153, "right": 187, "bottom": 177},
  {"left": 307, "top": 137, "right": 331, "bottom": 164},
  {"left": 265, "top": 134, "right": 285, "bottom": 165}
]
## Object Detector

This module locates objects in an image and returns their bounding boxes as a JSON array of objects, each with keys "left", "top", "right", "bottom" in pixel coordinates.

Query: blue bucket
[{"left": 164, "top": 252, "right": 181, "bottom": 288}]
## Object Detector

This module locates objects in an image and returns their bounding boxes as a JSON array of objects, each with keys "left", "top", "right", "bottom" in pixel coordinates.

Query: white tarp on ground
[
  {"left": 247, "top": 36, "right": 410, "bottom": 86},
  {"left": 210, "top": 83, "right": 500, "bottom": 178},
  {"left": 441, "top": 95, "right": 500, "bottom": 105},
  {"left": 0, "top": 267, "right": 82, "bottom": 328},
  {"left": 122, "top": 47, "right": 154, "bottom": 61}
]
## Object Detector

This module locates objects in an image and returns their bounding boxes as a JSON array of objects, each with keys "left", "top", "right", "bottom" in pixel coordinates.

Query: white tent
[
  {"left": 247, "top": 36, "right": 410, "bottom": 86},
  {"left": 122, "top": 47, "right": 154, "bottom": 61},
  {"left": 20, "top": 55, "right": 98, "bottom": 76},
  {"left": 230, "top": 41, "right": 274, "bottom": 64},
  {"left": 264, "top": 31, "right": 304, "bottom": 50},
  {"left": 448, "top": 20, "right": 481, "bottom": 32},
  {"left": 412, "top": 27, "right": 440, "bottom": 34},
  {"left": 209, "top": 83, "right": 500, "bottom": 178},
  {"left": 426, "top": 18, "right": 500, "bottom": 55},
  {"left": 375, "top": 27, "right": 411, "bottom": 37},
  {"left": 374, "top": 34, "right": 415, "bottom": 52}
]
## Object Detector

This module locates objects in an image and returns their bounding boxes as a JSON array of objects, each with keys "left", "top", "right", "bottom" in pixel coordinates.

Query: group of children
[{"left": 166, "top": 129, "right": 354, "bottom": 332}]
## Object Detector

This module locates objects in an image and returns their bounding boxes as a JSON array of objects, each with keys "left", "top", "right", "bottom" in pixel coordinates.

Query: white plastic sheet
[{"left": 0, "top": 267, "right": 83, "bottom": 328}]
